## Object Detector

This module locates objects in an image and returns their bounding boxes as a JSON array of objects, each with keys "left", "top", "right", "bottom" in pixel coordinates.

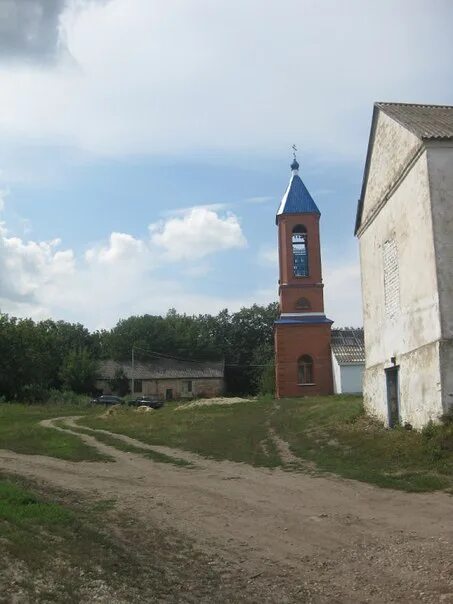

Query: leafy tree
[
  {"left": 59, "top": 348, "right": 99, "bottom": 394},
  {"left": 251, "top": 342, "right": 275, "bottom": 396},
  {"left": 0, "top": 302, "right": 281, "bottom": 400}
]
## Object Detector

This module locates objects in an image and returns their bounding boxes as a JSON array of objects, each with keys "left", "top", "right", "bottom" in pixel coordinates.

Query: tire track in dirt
[{"left": 0, "top": 416, "right": 452, "bottom": 602}]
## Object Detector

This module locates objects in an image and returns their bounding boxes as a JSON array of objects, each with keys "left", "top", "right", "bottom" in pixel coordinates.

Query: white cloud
[
  {"left": 0, "top": 207, "right": 251, "bottom": 327},
  {"left": 0, "top": 0, "right": 451, "bottom": 163},
  {"left": 150, "top": 207, "right": 246, "bottom": 261},
  {"left": 0, "top": 208, "right": 364, "bottom": 328},
  {"left": 85, "top": 232, "right": 146, "bottom": 265},
  {"left": 0, "top": 225, "right": 75, "bottom": 303},
  {"left": 184, "top": 262, "right": 211, "bottom": 277}
]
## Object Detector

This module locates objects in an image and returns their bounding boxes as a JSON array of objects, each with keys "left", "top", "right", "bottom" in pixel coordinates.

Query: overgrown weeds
[{"left": 271, "top": 397, "right": 453, "bottom": 492}]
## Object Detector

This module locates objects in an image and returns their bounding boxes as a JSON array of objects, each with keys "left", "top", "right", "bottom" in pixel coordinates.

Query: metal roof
[
  {"left": 376, "top": 102, "right": 453, "bottom": 140},
  {"left": 98, "top": 358, "right": 224, "bottom": 380},
  {"left": 331, "top": 328, "right": 364, "bottom": 364},
  {"left": 274, "top": 315, "right": 333, "bottom": 325},
  {"left": 355, "top": 102, "right": 453, "bottom": 236},
  {"left": 277, "top": 173, "right": 320, "bottom": 220}
]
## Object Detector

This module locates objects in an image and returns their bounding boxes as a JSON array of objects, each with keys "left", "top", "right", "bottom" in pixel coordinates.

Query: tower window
[
  {"left": 298, "top": 355, "right": 314, "bottom": 384},
  {"left": 295, "top": 297, "right": 311, "bottom": 311},
  {"left": 292, "top": 225, "right": 308, "bottom": 277}
]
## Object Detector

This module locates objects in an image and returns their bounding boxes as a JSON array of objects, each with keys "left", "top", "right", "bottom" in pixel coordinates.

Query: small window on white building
[{"left": 383, "top": 239, "right": 400, "bottom": 319}]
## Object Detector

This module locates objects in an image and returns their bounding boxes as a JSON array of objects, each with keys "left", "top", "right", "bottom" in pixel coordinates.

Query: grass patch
[
  {"left": 0, "top": 473, "right": 289, "bottom": 603},
  {"left": 0, "top": 473, "right": 134, "bottom": 601},
  {"left": 271, "top": 396, "right": 453, "bottom": 492},
  {"left": 0, "top": 403, "right": 107, "bottom": 461},
  {"left": 80, "top": 400, "right": 282, "bottom": 468},
  {"left": 0, "top": 479, "right": 73, "bottom": 527},
  {"left": 80, "top": 396, "right": 453, "bottom": 492},
  {"left": 66, "top": 422, "right": 194, "bottom": 467}
]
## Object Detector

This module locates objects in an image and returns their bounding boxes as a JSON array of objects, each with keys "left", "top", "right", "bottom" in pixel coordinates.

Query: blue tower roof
[{"left": 276, "top": 168, "right": 320, "bottom": 220}]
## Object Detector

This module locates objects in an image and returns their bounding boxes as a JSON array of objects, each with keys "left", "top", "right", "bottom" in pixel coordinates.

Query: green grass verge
[
  {"left": 0, "top": 403, "right": 108, "bottom": 461},
  {"left": 64, "top": 422, "right": 194, "bottom": 467},
  {"left": 81, "top": 397, "right": 453, "bottom": 492},
  {"left": 270, "top": 396, "right": 453, "bottom": 492},
  {"left": 80, "top": 400, "right": 282, "bottom": 468}
]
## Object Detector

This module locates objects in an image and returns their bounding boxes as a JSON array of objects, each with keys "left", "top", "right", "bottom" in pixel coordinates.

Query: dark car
[
  {"left": 131, "top": 396, "right": 164, "bottom": 409},
  {"left": 90, "top": 395, "right": 124, "bottom": 406}
]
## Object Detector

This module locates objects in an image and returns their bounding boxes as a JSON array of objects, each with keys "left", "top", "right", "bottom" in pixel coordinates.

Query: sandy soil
[
  {"left": 1, "top": 416, "right": 453, "bottom": 603},
  {"left": 175, "top": 396, "right": 252, "bottom": 410}
]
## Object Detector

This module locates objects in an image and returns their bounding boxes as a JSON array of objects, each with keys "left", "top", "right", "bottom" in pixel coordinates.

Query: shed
[
  {"left": 331, "top": 329, "right": 365, "bottom": 394},
  {"left": 96, "top": 357, "right": 225, "bottom": 400}
]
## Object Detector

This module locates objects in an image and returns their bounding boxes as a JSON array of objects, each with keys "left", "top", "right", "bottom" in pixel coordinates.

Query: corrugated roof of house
[
  {"left": 355, "top": 102, "right": 453, "bottom": 235},
  {"left": 376, "top": 102, "right": 453, "bottom": 140},
  {"left": 98, "top": 358, "right": 225, "bottom": 380},
  {"left": 331, "top": 328, "right": 365, "bottom": 364}
]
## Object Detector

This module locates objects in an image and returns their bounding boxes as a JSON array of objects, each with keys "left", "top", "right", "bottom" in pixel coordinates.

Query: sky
[{"left": 0, "top": 0, "right": 452, "bottom": 330}]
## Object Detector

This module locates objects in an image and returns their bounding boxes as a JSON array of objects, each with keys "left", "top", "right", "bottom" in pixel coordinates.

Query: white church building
[{"left": 355, "top": 102, "right": 453, "bottom": 429}]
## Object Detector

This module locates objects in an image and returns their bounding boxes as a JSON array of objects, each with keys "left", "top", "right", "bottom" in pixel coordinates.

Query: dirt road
[{"left": 1, "top": 416, "right": 452, "bottom": 603}]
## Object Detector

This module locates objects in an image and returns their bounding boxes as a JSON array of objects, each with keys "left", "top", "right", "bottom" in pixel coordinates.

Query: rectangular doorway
[
  {"left": 165, "top": 388, "right": 173, "bottom": 401},
  {"left": 385, "top": 366, "right": 400, "bottom": 427}
]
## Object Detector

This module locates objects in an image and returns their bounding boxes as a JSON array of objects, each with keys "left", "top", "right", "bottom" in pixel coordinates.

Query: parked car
[
  {"left": 130, "top": 396, "right": 164, "bottom": 409},
  {"left": 90, "top": 395, "right": 124, "bottom": 406}
]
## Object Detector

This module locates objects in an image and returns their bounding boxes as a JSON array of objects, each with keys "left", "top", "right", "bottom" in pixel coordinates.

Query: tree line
[{"left": 0, "top": 303, "right": 278, "bottom": 401}]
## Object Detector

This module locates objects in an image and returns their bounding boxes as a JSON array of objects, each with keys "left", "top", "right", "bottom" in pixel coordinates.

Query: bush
[
  {"left": 421, "top": 420, "right": 437, "bottom": 439},
  {"left": 45, "top": 389, "right": 91, "bottom": 406},
  {"left": 19, "top": 385, "right": 50, "bottom": 404}
]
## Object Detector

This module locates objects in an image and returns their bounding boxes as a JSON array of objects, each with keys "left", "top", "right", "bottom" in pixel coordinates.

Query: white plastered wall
[
  {"left": 359, "top": 115, "right": 443, "bottom": 428},
  {"left": 361, "top": 111, "right": 421, "bottom": 227},
  {"left": 340, "top": 364, "right": 364, "bottom": 394},
  {"left": 427, "top": 144, "right": 453, "bottom": 415}
]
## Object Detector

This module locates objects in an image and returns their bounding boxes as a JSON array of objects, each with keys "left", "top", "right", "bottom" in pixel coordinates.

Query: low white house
[{"left": 331, "top": 329, "right": 364, "bottom": 394}]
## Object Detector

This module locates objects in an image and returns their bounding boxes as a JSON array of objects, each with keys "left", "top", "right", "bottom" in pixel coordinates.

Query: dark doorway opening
[
  {"left": 385, "top": 366, "right": 400, "bottom": 427},
  {"left": 165, "top": 388, "right": 173, "bottom": 401}
]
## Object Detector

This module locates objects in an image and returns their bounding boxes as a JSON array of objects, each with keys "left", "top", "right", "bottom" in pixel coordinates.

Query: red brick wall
[
  {"left": 278, "top": 214, "right": 323, "bottom": 287},
  {"left": 98, "top": 378, "right": 224, "bottom": 399},
  {"left": 279, "top": 285, "right": 325, "bottom": 314},
  {"left": 274, "top": 323, "right": 333, "bottom": 397}
]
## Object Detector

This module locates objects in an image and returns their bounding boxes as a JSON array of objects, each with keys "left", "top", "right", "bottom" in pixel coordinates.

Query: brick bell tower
[{"left": 274, "top": 152, "right": 333, "bottom": 398}]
